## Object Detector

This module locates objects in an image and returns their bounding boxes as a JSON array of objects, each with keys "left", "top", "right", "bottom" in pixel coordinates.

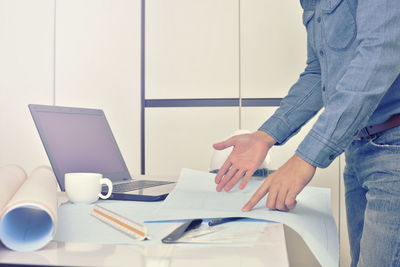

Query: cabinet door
[
  {"left": 145, "top": 107, "right": 239, "bottom": 176},
  {"left": 145, "top": 0, "right": 239, "bottom": 99},
  {"left": 241, "top": 107, "right": 340, "bottom": 225},
  {"left": 55, "top": 0, "right": 142, "bottom": 175},
  {"left": 0, "top": 0, "right": 54, "bottom": 170},
  {"left": 240, "top": 1, "right": 306, "bottom": 98}
]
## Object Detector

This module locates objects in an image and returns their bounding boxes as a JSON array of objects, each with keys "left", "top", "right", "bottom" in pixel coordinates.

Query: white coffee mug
[{"left": 65, "top": 173, "right": 113, "bottom": 204}]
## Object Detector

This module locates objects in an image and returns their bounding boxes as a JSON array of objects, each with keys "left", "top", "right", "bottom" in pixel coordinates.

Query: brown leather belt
[{"left": 356, "top": 113, "right": 400, "bottom": 139}]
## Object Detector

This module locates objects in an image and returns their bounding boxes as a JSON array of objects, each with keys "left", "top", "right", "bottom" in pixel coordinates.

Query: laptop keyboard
[{"left": 103, "top": 180, "right": 174, "bottom": 193}]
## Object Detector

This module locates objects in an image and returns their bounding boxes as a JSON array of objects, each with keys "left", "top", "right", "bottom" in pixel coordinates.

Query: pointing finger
[{"left": 242, "top": 180, "right": 270, "bottom": 212}]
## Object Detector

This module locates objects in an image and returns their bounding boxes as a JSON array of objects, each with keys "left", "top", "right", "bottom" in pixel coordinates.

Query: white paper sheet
[{"left": 148, "top": 168, "right": 339, "bottom": 267}]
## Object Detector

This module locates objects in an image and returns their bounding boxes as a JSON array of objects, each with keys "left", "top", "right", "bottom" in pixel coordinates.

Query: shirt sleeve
[
  {"left": 258, "top": 30, "right": 323, "bottom": 146},
  {"left": 297, "top": 0, "right": 400, "bottom": 168}
]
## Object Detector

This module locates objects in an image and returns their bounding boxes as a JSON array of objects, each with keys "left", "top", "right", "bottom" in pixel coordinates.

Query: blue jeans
[{"left": 344, "top": 126, "right": 400, "bottom": 267}]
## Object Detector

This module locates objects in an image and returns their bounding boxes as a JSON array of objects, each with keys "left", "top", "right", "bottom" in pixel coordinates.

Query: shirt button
[
  {"left": 329, "top": 154, "right": 334, "bottom": 160},
  {"left": 322, "top": 86, "right": 326, "bottom": 92},
  {"left": 317, "top": 17, "right": 321, "bottom": 23},
  {"left": 319, "top": 50, "right": 324, "bottom": 56}
]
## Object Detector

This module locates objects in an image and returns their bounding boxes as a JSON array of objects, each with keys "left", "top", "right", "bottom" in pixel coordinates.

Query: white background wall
[{"left": 0, "top": 0, "right": 350, "bottom": 265}]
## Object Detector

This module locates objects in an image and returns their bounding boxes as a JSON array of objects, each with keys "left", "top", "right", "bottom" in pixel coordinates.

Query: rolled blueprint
[{"left": 0, "top": 165, "right": 58, "bottom": 251}]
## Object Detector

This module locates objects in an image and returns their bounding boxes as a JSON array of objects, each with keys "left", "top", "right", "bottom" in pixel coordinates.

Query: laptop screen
[{"left": 29, "top": 104, "right": 131, "bottom": 191}]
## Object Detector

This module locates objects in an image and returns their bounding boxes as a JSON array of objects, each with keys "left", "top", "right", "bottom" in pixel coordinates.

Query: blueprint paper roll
[
  {"left": 0, "top": 165, "right": 27, "bottom": 210},
  {"left": 0, "top": 205, "right": 54, "bottom": 251},
  {"left": 0, "top": 166, "right": 58, "bottom": 251}
]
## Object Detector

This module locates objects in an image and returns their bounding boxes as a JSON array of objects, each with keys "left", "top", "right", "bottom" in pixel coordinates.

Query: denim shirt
[{"left": 259, "top": 0, "right": 400, "bottom": 168}]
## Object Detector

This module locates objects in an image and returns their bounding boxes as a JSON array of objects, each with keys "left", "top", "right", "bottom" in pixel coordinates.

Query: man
[{"left": 213, "top": 0, "right": 400, "bottom": 266}]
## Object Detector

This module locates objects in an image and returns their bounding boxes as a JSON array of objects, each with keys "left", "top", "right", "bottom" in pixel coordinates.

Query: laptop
[{"left": 29, "top": 104, "right": 176, "bottom": 201}]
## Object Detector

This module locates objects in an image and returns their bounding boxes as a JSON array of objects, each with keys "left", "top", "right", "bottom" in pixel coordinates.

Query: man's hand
[
  {"left": 242, "top": 154, "right": 316, "bottom": 212},
  {"left": 213, "top": 130, "right": 276, "bottom": 192}
]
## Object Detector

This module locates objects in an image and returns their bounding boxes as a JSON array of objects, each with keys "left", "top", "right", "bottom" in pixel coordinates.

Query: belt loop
[
  {"left": 364, "top": 126, "right": 371, "bottom": 136},
  {"left": 361, "top": 127, "right": 369, "bottom": 137},
  {"left": 356, "top": 127, "right": 369, "bottom": 140}
]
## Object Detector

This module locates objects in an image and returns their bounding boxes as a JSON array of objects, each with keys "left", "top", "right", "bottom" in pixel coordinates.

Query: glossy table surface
[{"left": 0, "top": 222, "right": 288, "bottom": 267}]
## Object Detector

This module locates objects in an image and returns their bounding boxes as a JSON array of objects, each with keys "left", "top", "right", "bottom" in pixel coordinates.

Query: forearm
[
  {"left": 259, "top": 47, "right": 323, "bottom": 145},
  {"left": 297, "top": 0, "right": 400, "bottom": 168}
]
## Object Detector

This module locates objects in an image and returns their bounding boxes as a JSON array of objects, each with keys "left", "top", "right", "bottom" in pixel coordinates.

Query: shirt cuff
[
  {"left": 258, "top": 116, "right": 293, "bottom": 145},
  {"left": 296, "top": 130, "right": 342, "bottom": 168}
]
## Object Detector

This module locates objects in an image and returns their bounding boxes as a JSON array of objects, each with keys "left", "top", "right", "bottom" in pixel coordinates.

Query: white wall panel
[
  {"left": 55, "top": 0, "right": 142, "bottom": 175},
  {"left": 146, "top": 0, "right": 239, "bottom": 99},
  {"left": 241, "top": 1, "right": 306, "bottom": 98},
  {"left": 145, "top": 107, "right": 239, "bottom": 176},
  {"left": 0, "top": 0, "right": 54, "bottom": 172}
]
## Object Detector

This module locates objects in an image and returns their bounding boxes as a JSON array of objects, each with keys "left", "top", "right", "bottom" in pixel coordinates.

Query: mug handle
[{"left": 98, "top": 178, "right": 113, "bottom": 199}]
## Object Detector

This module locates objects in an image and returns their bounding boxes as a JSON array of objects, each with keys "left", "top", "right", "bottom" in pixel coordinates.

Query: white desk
[
  {"left": 0, "top": 222, "right": 289, "bottom": 267},
  {"left": 0, "top": 174, "right": 290, "bottom": 267}
]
